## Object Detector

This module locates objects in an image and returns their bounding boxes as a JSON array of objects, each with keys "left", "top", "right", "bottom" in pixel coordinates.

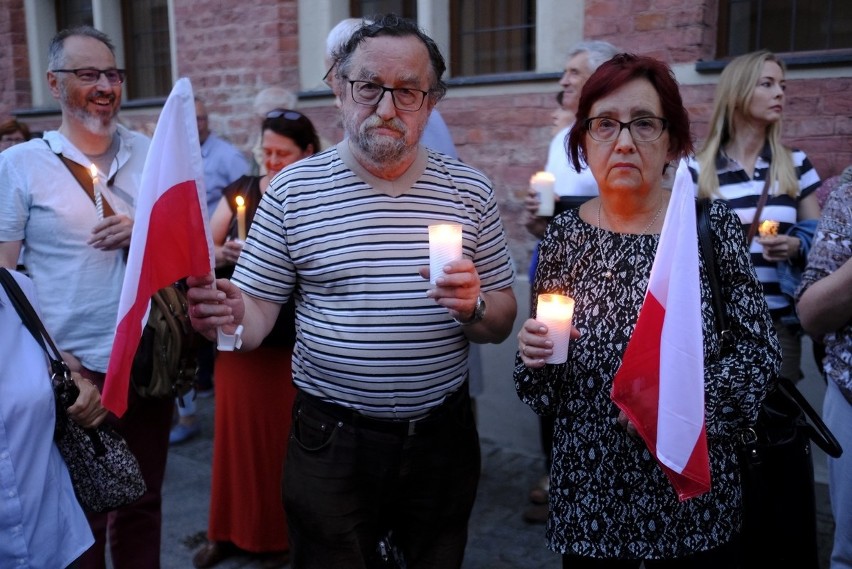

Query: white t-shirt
[
  {"left": 545, "top": 125, "right": 598, "bottom": 197},
  {"left": 0, "top": 127, "right": 150, "bottom": 371}
]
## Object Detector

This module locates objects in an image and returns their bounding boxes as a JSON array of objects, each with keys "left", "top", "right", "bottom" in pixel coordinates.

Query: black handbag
[
  {"left": 0, "top": 268, "right": 147, "bottom": 513},
  {"left": 697, "top": 199, "right": 842, "bottom": 568}
]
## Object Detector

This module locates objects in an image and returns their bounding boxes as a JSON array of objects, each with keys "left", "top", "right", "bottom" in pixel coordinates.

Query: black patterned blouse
[{"left": 514, "top": 199, "right": 780, "bottom": 559}]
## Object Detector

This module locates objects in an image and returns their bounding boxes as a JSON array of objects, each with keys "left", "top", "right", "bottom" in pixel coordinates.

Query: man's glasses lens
[
  {"left": 52, "top": 68, "right": 126, "bottom": 85},
  {"left": 585, "top": 117, "right": 667, "bottom": 142},
  {"left": 348, "top": 80, "right": 427, "bottom": 112}
]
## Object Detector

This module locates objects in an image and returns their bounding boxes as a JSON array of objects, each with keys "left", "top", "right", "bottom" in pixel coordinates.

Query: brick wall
[
  {"left": 0, "top": 0, "right": 29, "bottom": 118},
  {"left": 1, "top": 1, "right": 848, "bottom": 271}
]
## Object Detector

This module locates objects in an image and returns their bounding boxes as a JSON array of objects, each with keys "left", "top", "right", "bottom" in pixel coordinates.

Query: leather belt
[{"left": 298, "top": 385, "right": 468, "bottom": 437}]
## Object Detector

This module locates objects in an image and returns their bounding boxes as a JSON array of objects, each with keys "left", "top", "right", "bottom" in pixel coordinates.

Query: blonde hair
[{"left": 696, "top": 50, "right": 798, "bottom": 199}]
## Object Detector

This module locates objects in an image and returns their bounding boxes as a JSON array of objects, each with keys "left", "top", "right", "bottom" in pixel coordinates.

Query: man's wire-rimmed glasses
[
  {"left": 347, "top": 80, "right": 428, "bottom": 112},
  {"left": 585, "top": 116, "right": 668, "bottom": 142},
  {"left": 51, "top": 68, "right": 126, "bottom": 85}
]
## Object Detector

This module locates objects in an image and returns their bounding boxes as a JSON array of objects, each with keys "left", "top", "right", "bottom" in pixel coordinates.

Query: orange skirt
[{"left": 207, "top": 345, "right": 295, "bottom": 552}]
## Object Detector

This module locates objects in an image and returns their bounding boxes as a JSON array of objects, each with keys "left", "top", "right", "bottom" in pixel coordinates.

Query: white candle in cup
[
  {"left": 235, "top": 195, "right": 247, "bottom": 241},
  {"left": 89, "top": 163, "right": 105, "bottom": 221},
  {"left": 536, "top": 293, "right": 575, "bottom": 364},
  {"left": 428, "top": 224, "right": 463, "bottom": 284},
  {"left": 530, "top": 171, "right": 556, "bottom": 217}
]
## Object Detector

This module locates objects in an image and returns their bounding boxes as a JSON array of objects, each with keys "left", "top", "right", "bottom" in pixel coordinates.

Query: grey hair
[
  {"left": 567, "top": 40, "right": 619, "bottom": 72},
  {"left": 48, "top": 26, "right": 115, "bottom": 70},
  {"left": 326, "top": 18, "right": 370, "bottom": 59},
  {"left": 334, "top": 14, "right": 447, "bottom": 102}
]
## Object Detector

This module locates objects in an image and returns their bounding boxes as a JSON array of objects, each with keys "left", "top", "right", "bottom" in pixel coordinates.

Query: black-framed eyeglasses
[
  {"left": 322, "top": 66, "right": 334, "bottom": 88},
  {"left": 347, "top": 80, "right": 428, "bottom": 112},
  {"left": 266, "top": 109, "right": 304, "bottom": 121},
  {"left": 51, "top": 68, "right": 126, "bottom": 85},
  {"left": 585, "top": 116, "right": 668, "bottom": 142}
]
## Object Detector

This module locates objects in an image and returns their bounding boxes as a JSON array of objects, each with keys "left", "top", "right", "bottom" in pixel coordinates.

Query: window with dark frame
[
  {"left": 56, "top": 0, "right": 93, "bottom": 30},
  {"left": 350, "top": 0, "right": 417, "bottom": 19},
  {"left": 121, "top": 0, "right": 172, "bottom": 100},
  {"left": 450, "top": 0, "right": 535, "bottom": 77},
  {"left": 718, "top": 0, "right": 852, "bottom": 58}
]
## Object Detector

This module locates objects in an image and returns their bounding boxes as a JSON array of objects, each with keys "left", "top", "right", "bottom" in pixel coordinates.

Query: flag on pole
[
  {"left": 102, "top": 78, "right": 213, "bottom": 417},
  {"left": 610, "top": 160, "right": 711, "bottom": 501}
]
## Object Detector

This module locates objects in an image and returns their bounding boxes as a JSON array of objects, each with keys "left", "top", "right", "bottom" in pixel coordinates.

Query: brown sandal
[{"left": 192, "top": 541, "right": 237, "bottom": 568}]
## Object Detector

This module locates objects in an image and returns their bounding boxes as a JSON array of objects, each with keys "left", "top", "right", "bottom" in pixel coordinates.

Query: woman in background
[
  {"left": 690, "top": 50, "right": 821, "bottom": 385},
  {"left": 192, "top": 109, "right": 320, "bottom": 569}
]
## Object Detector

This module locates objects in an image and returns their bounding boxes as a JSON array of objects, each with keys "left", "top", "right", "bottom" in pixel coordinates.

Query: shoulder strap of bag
[
  {"left": 696, "top": 198, "right": 733, "bottom": 345},
  {"left": 43, "top": 139, "right": 116, "bottom": 218},
  {"left": 0, "top": 268, "right": 69, "bottom": 377},
  {"left": 744, "top": 175, "right": 772, "bottom": 247},
  {"left": 778, "top": 375, "right": 843, "bottom": 458}
]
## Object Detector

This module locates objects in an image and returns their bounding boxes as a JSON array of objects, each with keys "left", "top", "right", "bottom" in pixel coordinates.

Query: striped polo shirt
[
  {"left": 688, "top": 145, "right": 820, "bottom": 312},
  {"left": 232, "top": 141, "right": 515, "bottom": 419}
]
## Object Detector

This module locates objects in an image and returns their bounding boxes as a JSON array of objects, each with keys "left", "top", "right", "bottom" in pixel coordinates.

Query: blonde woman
[{"left": 689, "top": 50, "right": 821, "bottom": 384}]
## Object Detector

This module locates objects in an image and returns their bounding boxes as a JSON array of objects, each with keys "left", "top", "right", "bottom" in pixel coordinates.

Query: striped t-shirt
[
  {"left": 232, "top": 142, "right": 515, "bottom": 419},
  {"left": 688, "top": 146, "right": 820, "bottom": 312}
]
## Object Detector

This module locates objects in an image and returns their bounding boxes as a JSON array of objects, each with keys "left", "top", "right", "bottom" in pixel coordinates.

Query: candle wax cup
[
  {"left": 530, "top": 171, "right": 556, "bottom": 217},
  {"left": 536, "top": 293, "right": 575, "bottom": 364},
  {"left": 428, "top": 224, "right": 463, "bottom": 284},
  {"left": 235, "top": 196, "right": 247, "bottom": 241}
]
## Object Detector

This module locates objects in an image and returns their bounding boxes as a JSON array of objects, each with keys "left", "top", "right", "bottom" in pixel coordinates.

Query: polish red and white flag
[
  {"left": 610, "top": 160, "right": 711, "bottom": 500},
  {"left": 102, "top": 78, "right": 213, "bottom": 416}
]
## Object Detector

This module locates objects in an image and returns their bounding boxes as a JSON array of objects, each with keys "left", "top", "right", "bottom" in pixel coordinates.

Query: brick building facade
[{"left": 1, "top": 0, "right": 850, "bottom": 270}]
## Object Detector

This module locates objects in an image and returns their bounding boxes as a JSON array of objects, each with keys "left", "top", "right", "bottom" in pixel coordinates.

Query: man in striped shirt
[{"left": 187, "top": 14, "right": 516, "bottom": 569}]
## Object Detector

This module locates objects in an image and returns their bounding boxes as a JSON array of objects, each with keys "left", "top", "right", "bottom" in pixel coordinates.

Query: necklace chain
[{"left": 596, "top": 199, "right": 663, "bottom": 279}]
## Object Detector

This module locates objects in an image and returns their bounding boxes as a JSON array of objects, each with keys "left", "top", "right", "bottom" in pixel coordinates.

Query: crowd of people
[{"left": 0, "top": 12, "right": 848, "bottom": 569}]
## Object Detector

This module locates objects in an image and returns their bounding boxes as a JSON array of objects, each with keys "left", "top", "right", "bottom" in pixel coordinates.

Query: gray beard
[
  {"left": 353, "top": 129, "right": 408, "bottom": 163},
  {"left": 71, "top": 108, "right": 117, "bottom": 137}
]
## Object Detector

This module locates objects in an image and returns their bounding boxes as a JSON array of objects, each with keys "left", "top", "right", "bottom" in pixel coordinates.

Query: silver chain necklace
[{"left": 597, "top": 199, "right": 663, "bottom": 279}]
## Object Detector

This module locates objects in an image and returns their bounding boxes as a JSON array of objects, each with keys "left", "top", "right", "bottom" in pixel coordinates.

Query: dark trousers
[
  {"left": 78, "top": 368, "right": 174, "bottom": 569},
  {"left": 284, "top": 386, "right": 481, "bottom": 569},
  {"left": 561, "top": 535, "right": 741, "bottom": 569}
]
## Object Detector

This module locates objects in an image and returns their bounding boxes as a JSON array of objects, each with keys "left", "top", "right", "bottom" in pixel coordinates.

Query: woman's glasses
[{"left": 585, "top": 116, "right": 668, "bottom": 142}]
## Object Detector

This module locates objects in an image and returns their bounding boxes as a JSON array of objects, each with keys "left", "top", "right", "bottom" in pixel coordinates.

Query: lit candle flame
[
  {"left": 758, "top": 220, "right": 779, "bottom": 237},
  {"left": 89, "top": 163, "right": 98, "bottom": 180},
  {"left": 235, "top": 196, "right": 247, "bottom": 241}
]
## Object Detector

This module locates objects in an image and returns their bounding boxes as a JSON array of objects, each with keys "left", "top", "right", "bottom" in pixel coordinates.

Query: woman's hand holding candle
[{"left": 518, "top": 294, "right": 579, "bottom": 368}]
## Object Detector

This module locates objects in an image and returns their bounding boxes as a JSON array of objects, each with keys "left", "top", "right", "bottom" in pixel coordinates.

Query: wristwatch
[{"left": 454, "top": 296, "right": 486, "bottom": 326}]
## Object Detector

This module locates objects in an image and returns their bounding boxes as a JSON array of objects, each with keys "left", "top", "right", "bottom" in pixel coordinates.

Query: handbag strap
[
  {"left": 777, "top": 375, "right": 843, "bottom": 458},
  {"left": 44, "top": 139, "right": 116, "bottom": 218},
  {"left": 696, "top": 198, "right": 733, "bottom": 345},
  {"left": 0, "top": 268, "right": 69, "bottom": 378},
  {"left": 744, "top": 175, "right": 772, "bottom": 247}
]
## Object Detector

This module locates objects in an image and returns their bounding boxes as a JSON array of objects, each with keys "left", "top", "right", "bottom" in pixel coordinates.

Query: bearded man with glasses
[
  {"left": 0, "top": 26, "right": 173, "bottom": 569},
  {"left": 187, "top": 13, "right": 516, "bottom": 569}
]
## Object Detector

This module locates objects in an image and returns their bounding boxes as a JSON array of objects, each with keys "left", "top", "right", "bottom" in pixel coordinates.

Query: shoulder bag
[
  {"left": 697, "top": 198, "right": 842, "bottom": 568},
  {"left": 0, "top": 268, "right": 146, "bottom": 512}
]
